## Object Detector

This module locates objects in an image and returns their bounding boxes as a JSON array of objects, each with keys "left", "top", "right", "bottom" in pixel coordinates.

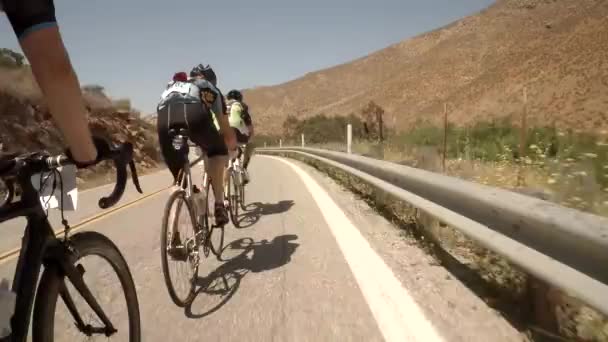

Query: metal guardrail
[{"left": 258, "top": 146, "right": 608, "bottom": 315}]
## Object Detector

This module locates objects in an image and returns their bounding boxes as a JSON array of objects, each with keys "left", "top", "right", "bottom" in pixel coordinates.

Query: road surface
[{"left": 0, "top": 156, "right": 525, "bottom": 341}]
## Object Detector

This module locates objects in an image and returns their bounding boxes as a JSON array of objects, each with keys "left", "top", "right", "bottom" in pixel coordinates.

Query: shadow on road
[
  {"left": 235, "top": 200, "right": 295, "bottom": 229},
  {"left": 184, "top": 234, "right": 299, "bottom": 319}
]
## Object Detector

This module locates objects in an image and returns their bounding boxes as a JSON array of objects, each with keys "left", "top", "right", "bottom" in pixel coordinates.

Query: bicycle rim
[
  {"left": 229, "top": 170, "right": 240, "bottom": 226},
  {"left": 239, "top": 171, "right": 246, "bottom": 210},
  {"left": 160, "top": 190, "right": 199, "bottom": 307},
  {"left": 32, "top": 231, "right": 141, "bottom": 341}
]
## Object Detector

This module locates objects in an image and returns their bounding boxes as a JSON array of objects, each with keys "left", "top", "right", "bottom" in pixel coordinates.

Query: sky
[{"left": 0, "top": 0, "right": 494, "bottom": 114}]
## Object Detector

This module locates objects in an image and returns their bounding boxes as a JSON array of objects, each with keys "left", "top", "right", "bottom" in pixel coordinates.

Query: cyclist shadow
[
  {"left": 235, "top": 200, "right": 295, "bottom": 229},
  {"left": 184, "top": 234, "right": 299, "bottom": 319}
]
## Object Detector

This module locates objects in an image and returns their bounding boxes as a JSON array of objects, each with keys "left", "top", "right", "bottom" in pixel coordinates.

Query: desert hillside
[
  {"left": 244, "top": 0, "right": 608, "bottom": 135},
  {"left": 0, "top": 50, "right": 161, "bottom": 183}
]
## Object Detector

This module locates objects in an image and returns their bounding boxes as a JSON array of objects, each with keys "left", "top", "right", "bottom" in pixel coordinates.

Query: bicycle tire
[
  {"left": 228, "top": 169, "right": 240, "bottom": 226},
  {"left": 239, "top": 170, "right": 246, "bottom": 211},
  {"left": 205, "top": 177, "right": 224, "bottom": 256},
  {"left": 32, "top": 231, "right": 141, "bottom": 342},
  {"left": 160, "top": 189, "right": 199, "bottom": 307}
]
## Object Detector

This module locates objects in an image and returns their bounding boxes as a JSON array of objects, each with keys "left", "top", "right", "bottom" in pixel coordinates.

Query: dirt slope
[
  {"left": 0, "top": 62, "right": 160, "bottom": 184},
  {"left": 244, "top": 0, "right": 608, "bottom": 135}
]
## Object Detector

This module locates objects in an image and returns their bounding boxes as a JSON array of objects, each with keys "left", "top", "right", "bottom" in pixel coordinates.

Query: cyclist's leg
[
  {"left": 225, "top": 128, "right": 242, "bottom": 192},
  {"left": 234, "top": 128, "right": 253, "bottom": 183},
  {"left": 187, "top": 104, "right": 229, "bottom": 226},
  {"left": 243, "top": 139, "right": 255, "bottom": 169},
  {"left": 157, "top": 104, "right": 187, "bottom": 184}
]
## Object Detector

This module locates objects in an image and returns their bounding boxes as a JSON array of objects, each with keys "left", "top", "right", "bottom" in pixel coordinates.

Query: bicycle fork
[{"left": 45, "top": 241, "right": 117, "bottom": 337}]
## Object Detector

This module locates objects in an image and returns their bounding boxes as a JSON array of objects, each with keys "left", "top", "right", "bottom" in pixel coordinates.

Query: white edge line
[{"left": 262, "top": 155, "right": 445, "bottom": 342}]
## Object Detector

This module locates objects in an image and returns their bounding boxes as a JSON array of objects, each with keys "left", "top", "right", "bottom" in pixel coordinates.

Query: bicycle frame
[
  {"left": 228, "top": 146, "right": 245, "bottom": 173},
  {"left": 1, "top": 169, "right": 117, "bottom": 341},
  {"left": 179, "top": 154, "right": 193, "bottom": 198}
]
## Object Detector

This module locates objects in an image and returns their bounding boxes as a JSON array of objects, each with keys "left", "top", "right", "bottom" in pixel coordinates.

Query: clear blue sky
[{"left": 0, "top": 0, "right": 494, "bottom": 114}]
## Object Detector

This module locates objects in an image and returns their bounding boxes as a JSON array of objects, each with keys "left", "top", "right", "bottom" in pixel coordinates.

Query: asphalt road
[{"left": 0, "top": 156, "right": 526, "bottom": 342}]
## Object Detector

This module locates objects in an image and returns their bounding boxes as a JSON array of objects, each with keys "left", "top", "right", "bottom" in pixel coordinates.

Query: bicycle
[
  {"left": 225, "top": 145, "right": 248, "bottom": 226},
  {"left": 160, "top": 128, "right": 226, "bottom": 307},
  {"left": 0, "top": 141, "right": 143, "bottom": 342}
]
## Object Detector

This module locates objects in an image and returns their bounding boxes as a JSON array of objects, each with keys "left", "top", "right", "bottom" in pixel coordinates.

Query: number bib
[{"left": 161, "top": 81, "right": 192, "bottom": 100}]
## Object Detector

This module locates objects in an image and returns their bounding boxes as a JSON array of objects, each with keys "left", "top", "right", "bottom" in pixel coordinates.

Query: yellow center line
[{"left": 0, "top": 186, "right": 170, "bottom": 264}]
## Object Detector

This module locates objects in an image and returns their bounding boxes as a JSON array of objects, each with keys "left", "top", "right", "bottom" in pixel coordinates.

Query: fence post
[
  {"left": 279, "top": 139, "right": 282, "bottom": 148},
  {"left": 347, "top": 124, "right": 352, "bottom": 154},
  {"left": 518, "top": 86, "right": 528, "bottom": 186},
  {"left": 264, "top": 142, "right": 267, "bottom": 148},
  {"left": 301, "top": 134, "right": 305, "bottom": 147},
  {"left": 443, "top": 103, "right": 448, "bottom": 172}
]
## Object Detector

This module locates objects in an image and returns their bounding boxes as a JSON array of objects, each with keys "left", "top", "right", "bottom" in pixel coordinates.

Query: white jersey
[{"left": 157, "top": 79, "right": 223, "bottom": 117}]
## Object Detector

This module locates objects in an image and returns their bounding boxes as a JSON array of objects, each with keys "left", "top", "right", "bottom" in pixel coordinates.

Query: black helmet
[
  {"left": 226, "top": 89, "right": 243, "bottom": 102},
  {"left": 189, "top": 64, "right": 217, "bottom": 86}
]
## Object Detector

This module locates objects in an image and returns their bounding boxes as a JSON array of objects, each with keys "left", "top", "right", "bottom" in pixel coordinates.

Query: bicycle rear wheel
[
  {"left": 239, "top": 170, "right": 247, "bottom": 211},
  {"left": 227, "top": 169, "right": 240, "bottom": 226},
  {"left": 205, "top": 177, "right": 224, "bottom": 257},
  {"left": 32, "top": 231, "right": 141, "bottom": 341},
  {"left": 160, "top": 189, "right": 199, "bottom": 307}
]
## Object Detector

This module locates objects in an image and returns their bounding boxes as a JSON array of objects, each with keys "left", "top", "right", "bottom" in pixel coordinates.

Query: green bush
[
  {"left": 281, "top": 113, "right": 365, "bottom": 144},
  {"left": 270, "top": 113, "right": 608, "bottom": 187},
  {"left": 391, "top": 119, "right": 608, "bottom": 187}
]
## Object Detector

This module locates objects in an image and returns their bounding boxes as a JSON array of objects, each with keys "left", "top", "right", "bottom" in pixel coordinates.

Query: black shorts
[
  {"left": 157, "top": 102, "right": 227, "bottom": 180},
  {"left": 233, "top": 128, "right": 249, "bottom": 144}
]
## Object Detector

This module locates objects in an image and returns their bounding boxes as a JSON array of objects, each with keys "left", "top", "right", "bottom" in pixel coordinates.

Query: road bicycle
[
  {"left": 160, "top": 128, "right": 226, "bottom": 307},
  {"left": 0, "top": 141, "right": 143, "bottom": 342},
  {"left": 225, "top": 145, "right": 248, "bottom": 226}
]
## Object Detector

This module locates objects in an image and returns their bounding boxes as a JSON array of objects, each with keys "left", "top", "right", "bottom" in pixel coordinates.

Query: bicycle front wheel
[
  {"left": 32, "top": 231, "right": 141, "bottom": 342},
  {"left": 160, "top": 189, "right": 199, "bottom": 307}
]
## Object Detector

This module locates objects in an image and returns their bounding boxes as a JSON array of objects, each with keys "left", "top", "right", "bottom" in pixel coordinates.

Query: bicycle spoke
[{"left": 161, "top": 190, "right": 199, "bottom": 306}]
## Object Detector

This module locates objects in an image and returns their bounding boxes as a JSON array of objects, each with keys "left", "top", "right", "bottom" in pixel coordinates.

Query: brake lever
[
  {"left": 129, "top": 160, "right": 143, "bottom": 194},
  {"left": 97, "top": 142, "right": 131, "bottom": 209}
]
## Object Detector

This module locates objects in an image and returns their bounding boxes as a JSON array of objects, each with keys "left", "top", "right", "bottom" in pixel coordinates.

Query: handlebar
[
  {"left": 0, "top": 142, "right": 143, "bottom": 210},
  {"left": 95, "top": 142, "right": 143, "bottom": 208}
]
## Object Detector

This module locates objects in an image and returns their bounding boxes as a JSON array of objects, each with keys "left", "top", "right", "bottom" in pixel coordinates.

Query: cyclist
[
  {"left": 225, "top": 89, "right": 255, "bottom": 184},
  {"left": 1, "top": 0, "right": 103, "bottom": 166},
  {"left": 1, "top": 2, "right": 140, "bottom": 333},
  {"left": 156, "top": 64, "right": 236, "bottom": 226}
]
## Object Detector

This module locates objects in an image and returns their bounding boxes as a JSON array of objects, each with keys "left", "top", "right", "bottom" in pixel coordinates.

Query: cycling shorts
[
  {"left": 156, "top": 102, "right": 227, "bottom": 180},
  {"left": 233, "top": 127, "right": 249, "bottom": 145}
]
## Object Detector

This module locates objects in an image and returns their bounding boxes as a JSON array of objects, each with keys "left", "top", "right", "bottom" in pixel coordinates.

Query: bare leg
[
  {"left": 206, "top": 155, "right": 227, "bottom": 203},
  {"left": 243, "top": 141, "right": 256, "bottom": 169}
]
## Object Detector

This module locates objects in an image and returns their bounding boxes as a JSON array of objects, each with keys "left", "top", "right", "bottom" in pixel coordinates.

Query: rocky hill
[
  {"left": 244, "top": 0, "right": 608, "bottom": 135},
  {"left": 0, "top": 53, "right": 160, "bottom": 185}
]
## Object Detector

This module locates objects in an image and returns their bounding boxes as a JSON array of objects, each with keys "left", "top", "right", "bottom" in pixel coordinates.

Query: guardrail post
[
  {"left": 347, "top": 124, "right": 352, "bottom": 154},
  {"left": 279, "top": 139, "right": 282, "bottom": 148},
  {"left": 301, "top": 134, "right": 305, "bottom": 147},
  {"left": 264, "top": 142, "right": 267, "bottom": 148}
]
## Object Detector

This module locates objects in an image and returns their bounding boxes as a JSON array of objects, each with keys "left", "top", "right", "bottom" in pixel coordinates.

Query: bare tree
[{"left": 361, "top": 101, "right": 385, "bottom": 141}]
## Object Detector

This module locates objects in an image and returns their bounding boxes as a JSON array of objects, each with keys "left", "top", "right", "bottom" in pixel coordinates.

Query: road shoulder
[{"left": 282, "top": 157, "right": 526, "bottom": 342}]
